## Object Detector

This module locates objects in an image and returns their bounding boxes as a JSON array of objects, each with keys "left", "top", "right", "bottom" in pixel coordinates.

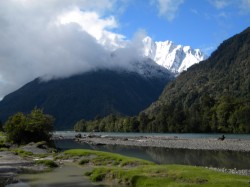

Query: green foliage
[
  {"left": 4, "top": 108, "right": 54, "bottom": 145},
  {"left": 35, "top": 160, "right": 58, "bottom": 168},
  {"left": 74, "top": 97, "right": 250, "bottom": 133},
  {"left": 74, "top": 114, "right": 140, "bottom": 132},
  {"left": 0, "top": 131, "right": 6, "bottom": 147}
]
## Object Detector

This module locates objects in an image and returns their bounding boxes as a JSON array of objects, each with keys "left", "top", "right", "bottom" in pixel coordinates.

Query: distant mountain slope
[
  {"left": 0, "top": 68, "right": 172, "bottom": 130},
  {"left": 143, "top": 37, "right": 206, "bottom": 74},
  {"left": 143, "top": 27, "right": 250, "bottom": 133}
]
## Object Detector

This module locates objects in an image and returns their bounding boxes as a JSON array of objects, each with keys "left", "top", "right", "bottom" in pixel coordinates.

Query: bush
[{"left": 4, "top": 108, "right": 54, "bottom": 145}]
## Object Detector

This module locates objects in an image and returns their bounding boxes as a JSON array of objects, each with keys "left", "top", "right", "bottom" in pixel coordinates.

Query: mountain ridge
[
  {"left": 142, "top": 36, "right": 206, "bottom": 74},
  {"left": 73, "top": 27, "right": 250, "bottom": 133},
  {"left": 0, "top": 68, "right": 173, "bottom": 130},
  {"left": 143, "top": 27, "right": 250, "bottom": 133}
]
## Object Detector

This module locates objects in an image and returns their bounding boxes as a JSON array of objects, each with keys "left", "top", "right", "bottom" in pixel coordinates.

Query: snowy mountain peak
[{"left": 142, "top": 37, "right": 206, "bottom": 74}]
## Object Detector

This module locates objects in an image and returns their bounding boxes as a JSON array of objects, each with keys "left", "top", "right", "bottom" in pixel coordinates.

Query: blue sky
[
  {"left": 0, "top": 0, "right": 249, "bottom": 99},
  {"left": 114, "top": 0, "right": 250, "bottom": 55}
]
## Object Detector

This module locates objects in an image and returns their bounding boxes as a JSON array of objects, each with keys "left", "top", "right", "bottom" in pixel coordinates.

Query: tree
[
  {"left": 0, "top": 119, "right": 3, "bottom": 131},
  {"left": 4, "top": 108, "right": 54, "bottom": 145},
  {"left": 74, "top": 119, "right": 87, "bottom": 132}
]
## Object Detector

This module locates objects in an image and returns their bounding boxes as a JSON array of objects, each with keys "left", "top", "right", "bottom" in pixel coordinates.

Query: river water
[
  {"left": 54, "top": 131, "right": 250, "bottom": 169},
  {"left": 8, "top": 132, "right": 250, "bottom": 187}
]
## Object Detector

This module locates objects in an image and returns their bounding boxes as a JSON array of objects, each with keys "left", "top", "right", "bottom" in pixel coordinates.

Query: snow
[{"left": 142, "top": 37, "right": 206, "bottom": 74}]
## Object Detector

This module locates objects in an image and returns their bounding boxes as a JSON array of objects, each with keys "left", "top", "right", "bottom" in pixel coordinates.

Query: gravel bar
[{"left": 76, "top": 135, "right": 250, "bottom": 152}]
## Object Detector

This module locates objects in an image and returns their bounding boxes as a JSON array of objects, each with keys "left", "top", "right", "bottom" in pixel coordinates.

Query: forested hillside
[
  {"left": 143, "top": 27, "right": 250, "bottom": 133},
  {"left": 0, "top": 70, "right": 171, "bottom": 129},
  {"left": 75, "top": 27, "right": 250, "bottom": 133}
]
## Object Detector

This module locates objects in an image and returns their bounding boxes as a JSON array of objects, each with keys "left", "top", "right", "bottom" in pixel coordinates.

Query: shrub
[{"left": 4, "top": 108, "right": 54, "bottom": 145}]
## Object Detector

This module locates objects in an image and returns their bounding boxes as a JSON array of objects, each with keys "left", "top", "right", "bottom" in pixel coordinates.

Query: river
[
  {"left": 7, "top": 132, "right": 250, "bottom": 187},
  {"left": 54, "top": 138, "right": 250, "bottom": 170}
]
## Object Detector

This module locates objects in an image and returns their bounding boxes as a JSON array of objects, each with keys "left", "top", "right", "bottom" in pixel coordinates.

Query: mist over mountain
[
  {"left": 0, "top": 59, "right": 173, "bottom": 129},
  {"left": 74, "top": 27, "right": 250, "bottom": 133}
]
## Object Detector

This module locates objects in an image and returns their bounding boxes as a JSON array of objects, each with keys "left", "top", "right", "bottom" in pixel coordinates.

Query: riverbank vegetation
[
  {"left": 3, "top": 108, "right": 54, "bottom": 145},
  {"left": 74, "top": 96, "right": 250, "bottom": 133},
  {"left": 61, "top": 149, "right": 250, "bottom": 187},
  {"left": 0, "top": 131, "right": 6, "bottom": 147},
  {"left": 1, "top": 144, "right": 250, "bottom": 187}
]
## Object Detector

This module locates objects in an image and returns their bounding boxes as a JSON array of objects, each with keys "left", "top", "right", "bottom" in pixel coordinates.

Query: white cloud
[
  {"left": 208, "top": 0, "right": 231, "bottom": 9},
  {"left": 153, "top": 0, "right": 185, "bottom": 21},
  {"left": 240, "top": 0, "right": 250, "bottom": 13},
  {"left": 0, "top": 0, "right": 141, "bottom": 99},
  {"left": 58, "top": 8, "right": 126, "bottom": 50},
  {"left": 209, "top": 0, "right": 250, "bottom": 13},
  {"left": 58, "top": 9, "right": 117, "bottom": 40}
]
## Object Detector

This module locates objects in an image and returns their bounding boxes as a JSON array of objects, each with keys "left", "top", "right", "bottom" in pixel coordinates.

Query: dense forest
[
  {"left": 75, "top": 96, "right": 250, "bottom": 133},
  {"left": 75, "top": 27, "right": 250, "bottom": 133}
]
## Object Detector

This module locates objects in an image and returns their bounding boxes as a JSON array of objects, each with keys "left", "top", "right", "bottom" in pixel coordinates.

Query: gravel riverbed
[{"left": 76, "top": 135, "right": 250, "bottom": 152}]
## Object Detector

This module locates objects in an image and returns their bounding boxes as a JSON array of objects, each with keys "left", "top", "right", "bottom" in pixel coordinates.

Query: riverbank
[
  {"left": 0, "top": 142, "right": 56, "bottom": 186},
  {"left": 1, "top": 144, "right": 250, "bottom": 187},
  {"left": 75, "top": 135, "right": 250, "bottom": 152}
]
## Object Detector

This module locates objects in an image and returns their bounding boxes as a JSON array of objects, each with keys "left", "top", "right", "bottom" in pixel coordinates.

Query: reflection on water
[
  {"left": 144, "top": 147, "right": 250, "bottom": 169},
  {"left": 55, "top": 139, "right": 250, "bottom": 169}
]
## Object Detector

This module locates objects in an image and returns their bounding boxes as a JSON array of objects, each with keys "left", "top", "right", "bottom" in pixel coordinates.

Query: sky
[{"left": 0, "top": 0, "right": 249, "bottom": 99}]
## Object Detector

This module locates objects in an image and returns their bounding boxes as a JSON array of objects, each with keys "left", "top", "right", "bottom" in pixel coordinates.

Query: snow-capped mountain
[
  {"left": 129, "top": 58, "right": 174, "bottom": 80},
  {"left": 110, "top": 49, "right": 174, "bottom": 80},
  {"left": 142, "top": 36, "right": 206, "bottom": 74}
]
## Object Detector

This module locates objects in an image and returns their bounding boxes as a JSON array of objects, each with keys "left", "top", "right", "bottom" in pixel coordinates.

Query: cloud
[
  {"left": 58, "top": 8, "right": 126, "bottom": 50},
  {"left": 0, "top": 0, "right": 141, "bottom": 99},
  {"left": 208, "top": 0, "right": 231, "bottom": 9},
  {"left": 240, "top": 0, "right": 250, "bottom": 14},
  {"left": 153, "top": 0, "right": 185, "bottom": 21},
  {"left": 209, "top": 0, "right": 250, "bottom": 13}
]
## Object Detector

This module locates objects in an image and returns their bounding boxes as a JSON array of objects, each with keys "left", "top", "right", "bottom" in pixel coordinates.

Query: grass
[
  {"left": 0, "top": 132, "right": 6, "bottom": 147},
  {"left": 11, "top": 148, "right": 33, "bottom": 157},
  {"left": 64, "top": 149, "right": 250, "bottom": 187},
  {"left": 87, "top": 165, "right": 250, "bottom": 187},
  {"left": 35, "top": 160, "right": 58, "bottom": 168},
  {"left": 64, "top": 149, "right": 153, "bottom": 167}
]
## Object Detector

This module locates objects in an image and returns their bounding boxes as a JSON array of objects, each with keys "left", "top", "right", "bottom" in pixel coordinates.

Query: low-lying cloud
[{"left": 0, "top": 0, "right": 145, "bottom": 99}]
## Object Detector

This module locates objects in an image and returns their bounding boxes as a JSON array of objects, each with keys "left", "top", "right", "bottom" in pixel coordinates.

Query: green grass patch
[
  {"left": 64, "top": 149, "right": 153, "bottom": 167},
  {"left": 0, "top": 132, "right": 6, "bottom": 147},
  {"left": 35, "top": 160, "right": 58, "bottom": 168},
  {"left": 79, "top": 158, "right": 90, "bottom": 165},
  {"left": 87, "top": 165, "right": 250, "bottom": 187},
  {"left": 64, "top": 149, "right": 250, "bottom": 187},
  {"left": 11, "top": 148, "right": 33, "bottom": 157}
]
